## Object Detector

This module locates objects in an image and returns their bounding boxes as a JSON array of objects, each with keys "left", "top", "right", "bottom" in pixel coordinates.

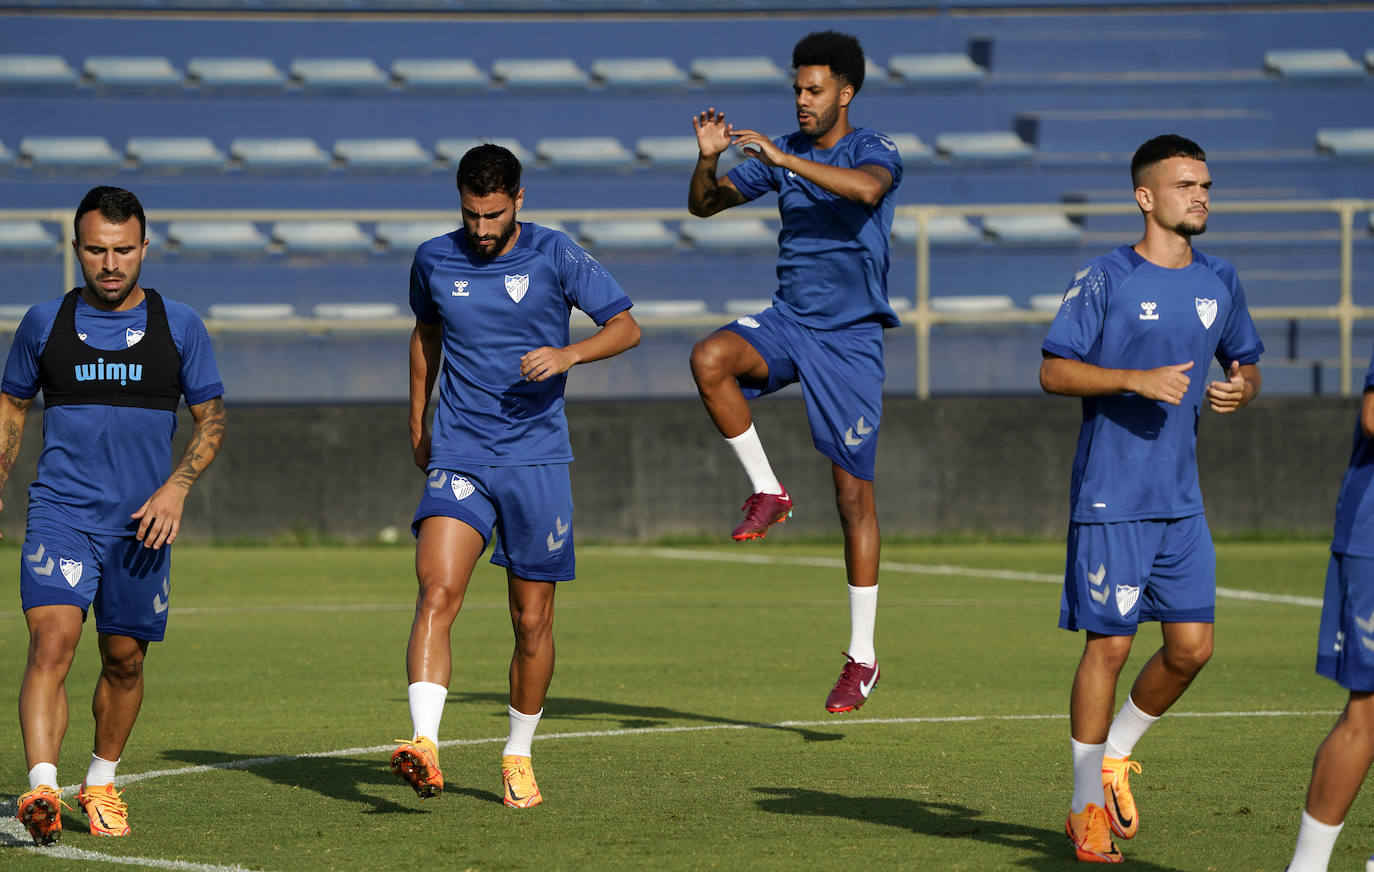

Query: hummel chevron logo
[
  {"left": 26, "top": 543, "right": 54, "bottom": 577},
  {"left": 1363, "top": 636, "right": 1374, "bottom": 653},
  {"left": 555, "top": 516, "right": 569, "bottom": 536},
  {"left": 1088, "top": 564, "right": 1106, "bottom": 587},
  {"left": 1356, "top": 609, "right": 1374, "bottom": 635},
  {"left": 843, "top": 417, "right": 874, "bottom": 447},
  {"left": 546, "top": 531, "right": 566, "bottom": 552},
  {"left": 153, "top": 577, "right": 170, "bottom": 615}
]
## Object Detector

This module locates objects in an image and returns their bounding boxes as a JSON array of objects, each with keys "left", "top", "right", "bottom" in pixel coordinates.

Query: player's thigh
[
  {"left": 413, "top": 469, "right": 497, "bottom": 593},
  {"left": 1139, "top": 515, "right": 1216, "bottom": 625},
  {"left": 1060, "top": 520, "right": 1167, "bottom": 634},
  {"left": 92, "top": 536, "right": 171, "bottom": 642},
  {"left": 695, "top": 323, "right": 771, "bottom": 383},
  {"left": 19, "top": 520, "right": 99, "bottom": 615},
  {"left": 489, "top": 465, "right": 576, "bottom": 583}
]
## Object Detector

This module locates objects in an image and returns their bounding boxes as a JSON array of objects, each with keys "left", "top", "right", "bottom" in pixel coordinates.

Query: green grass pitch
[{"left": 0, "top": 540, "right": 1362, "bottom": 871}]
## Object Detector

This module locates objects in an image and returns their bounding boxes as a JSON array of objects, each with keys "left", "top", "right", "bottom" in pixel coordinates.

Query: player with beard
[
  {"left": 1040, "top": 135, "right": 1263, "bottom": 862},
  {"left": 390, "top": 144, "right": 640, "bottom": 809},
  {"left": 7, "top": 186, "right": 226, "bottom": 844},
  {"left": 687, "top": 30, "right": 902, "bottom": 714}
]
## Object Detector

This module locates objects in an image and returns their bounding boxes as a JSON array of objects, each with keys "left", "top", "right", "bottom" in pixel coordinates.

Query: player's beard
[
  {"left": 799, "top": 99, "right": 840, "bottom": 141},
  {"left": 466, "top": 219, "right": 518, "bottom": 260},
  {"left": 83, "top": 266, "right": 141, "bottom": 307},
  {"left": 1174, "top": 217, "right": 1207, "bottom": 237}
]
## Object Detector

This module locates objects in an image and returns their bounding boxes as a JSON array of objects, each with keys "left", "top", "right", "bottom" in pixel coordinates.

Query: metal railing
[{"left": 5, "top": 197, "right": 1371, "bottom": 397}]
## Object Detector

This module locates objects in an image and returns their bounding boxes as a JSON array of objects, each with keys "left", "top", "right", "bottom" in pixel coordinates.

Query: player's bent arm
[
  {"left": 519, "top": 310, "right": 641, "bottom": 384},
  {"left": 1040, "top": 353, "right": 1193, "bottom": 406},
  {"left": 784, "top": 159, "right": 892, "bottom": 207},
  {"left": 409, "top": 320, "right": 442, "bottom": 462},
  {"left": 132, "top": 395, "right": 226, "bottom": 548},
  {"left": 0, "top": 391, "right": 34, "bottom": 515},
  {"left": 1362, "top": 388, "right": 1374, "bottom": 439},
  {"left": 688, "top": 157, "right": 747, "bottom": 217}
]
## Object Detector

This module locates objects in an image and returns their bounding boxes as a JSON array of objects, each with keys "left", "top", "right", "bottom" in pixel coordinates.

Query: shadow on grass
[
  {"left": 447, "top": 691, "right": 845, "bottom": 743},
  {"left": 753, "top": 786, "right": 1188, "bottom": 871}
]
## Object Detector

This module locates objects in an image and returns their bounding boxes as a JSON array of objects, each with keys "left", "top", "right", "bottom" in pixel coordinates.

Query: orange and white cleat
[
  {"left": 391, "top": 736, "right": 444, "bottom": 799},
  {"left": 1101, "top": 755, "right": 1141, "bottom": 840},
  {"left": 77, "top": 782, "right": 130, "bottom": 836},
  {"left": 501, "top": 755, "right": 543, "bottom": 808},
  {"left": 1066, "top": 803, "right": 1124, "bottom": 863},
  {"left": 16, "top": 785, "right": 65, "bottom": 845}
]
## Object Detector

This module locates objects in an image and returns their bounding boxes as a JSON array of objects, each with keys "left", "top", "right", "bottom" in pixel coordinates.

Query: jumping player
[
  {"left": 7, "top": 186, "right": 226, "bottom": 844},
  {"left": 1040, "top": 135, "right": 1263, "bottom": 862},
  {"left": 391, "top": 144, "right": 640, "bottom": 808},
  {"left": 687, "top": 30, "right": 902, "bottom": 713}
]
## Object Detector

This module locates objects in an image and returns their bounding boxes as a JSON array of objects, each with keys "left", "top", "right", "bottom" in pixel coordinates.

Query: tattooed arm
[
  {"left": 687, "top": 108, "right": 749, "bottom": 218},
  {"left": 132, "top": 396, "right": 227, "bottom": 549},
  {"left": 0, "top": 392, "right": 34, "bottom": 538}
]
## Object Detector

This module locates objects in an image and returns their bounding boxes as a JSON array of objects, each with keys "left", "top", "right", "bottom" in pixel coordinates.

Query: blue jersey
[
  {"left": 1043, "top": 245, "right": 1264, "bottom": 522},
  {"left": 727, "top": 127, "right": 902, "bottom": 330},
  {"left": 409, "top": 222, "right": 632, "bottom": 468},
  {"left": 1331, "top": 351, "right": 1374, "bottom": 558},
  {"left": 2, "top": 293, "right": 225, "bottom": 535}
]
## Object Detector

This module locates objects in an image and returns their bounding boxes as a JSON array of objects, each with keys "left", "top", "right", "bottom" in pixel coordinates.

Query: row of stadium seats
[
  {"left": 5, "top": 47, "right": 1373, "bottom": 93},
  {"left": 6, "top": 127, "right": 1372, "bottom": 175}
]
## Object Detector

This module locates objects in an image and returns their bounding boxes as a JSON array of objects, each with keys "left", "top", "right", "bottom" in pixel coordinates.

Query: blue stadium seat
[
  {"left": 20, "top": 136, "right": 123, "bottom": 170},
  {"left": 0, "top": 140, "right": 12, "bottom": 168},
  {"left": 591, "top": 57, "right": 689, "bottom": 90},
  {"left": 633, "top": 300, "right": 708, "bottom": 318},
  {"left": 390, "top": 58, "right": 486, "bottom": 91},
  {"left": 891, "top": 214, "right": 983, "bottom": 246},
  {"left": 577, "top": 219, "right": 677, "bottom": 251},
  {"left": 689, "top": 56, "right": 786, "bottom": 88},
  {"left": 725, "top": 298, "right": 773, "bottom": 314},
  {"left": 126, "top": 136, "right": 226, "bottom": 170},
  {"left": 0, "top": 221, "right": 58, "bottom": 254},
  {"left": 208, "top": 303, "right": 296, "bottom": 321},
  {"left": 312, "top": 302, "right": 402, "bottom": 320},
  {"left": 1030, "top": 293, "right": 1066, "bottom": 312},
  {"left": 1316, "top": 128, "right": 1374, "bottom": 158},
  {"left": 231, "top": 137, "right": 332, "bottom": 171},
  {"left": 983, "top": 213, "right": 1083, "bottom": 245},
  {"left": 0, "top": 54, "right": 77, "bottom": 87},
  {"left": 0, "top": 305, "right": 32, "bottom": 320},
  {"left": 290, "top": 58, "right": 389, "bottom": 90},
  {"left": 681, "top": 218, "right": 775, "bottom": 250},
  {"left": 272, "top": 221, "right": 374, "bottom": 254},
  {"left": 934, "top": 132, "right": 1035, "bottom": 162},
  {"left": 535, "top": 136, "right": 634, "bottom": 170},
  {"left": 931, "top": 295, "right": 1017, "bottom": 314},
  {"left": 187, "top": 57, "right": 286, "bottom": 89},
  {"left": 333, "top": 138, "right": 432, "bottom": 171},
  {"left": 1263, "top": 49, "right": 1364, "bottom": 79},
  {"left": 435, "top": 137, "right": 531, "bottom": 166},
  {"left": 887, "top": 53, "right": 986, "bottom": 85},
  {"left": 84, "top": 55, "right": 183, "bottom": 88},
  {"left": 167, "top": 221, "right": 269, "bottom": 255},
  {"left": 635, "top": 135, "right": 701, "bottom": 169},
  {"left": 491, "top": 58, "right": 589, "bottom": 90},
  {"left": 375, "top": 221, "right": 455, "bottom": 254},
  {"left": 886, "top": 132, "right": 934, "bottom": 165},
  {"left": 864, "top": 56, "right": 890, "bottom": 88}
]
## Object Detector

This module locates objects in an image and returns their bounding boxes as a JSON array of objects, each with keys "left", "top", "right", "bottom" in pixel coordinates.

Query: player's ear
[
  {"left": 513, "top": 188, "right": 525, "bottom": 212},
  {"left": 1134, "top": 184, "right": 1153, "bottom": 214},
  {"left": 838, "top": 83, "right": 854, "bottom": 109}
]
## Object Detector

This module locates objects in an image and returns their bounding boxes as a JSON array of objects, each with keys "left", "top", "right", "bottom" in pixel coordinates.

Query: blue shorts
[
  {"left": 19, "top": 518, "right": 171, "bottom": 641},
  {"left": 1059, "top": 515, "right": 1216, "bottom": 635},
  {"left": 412, "top": 465, "right": 575, "bottom": 582},
  {"left": 1316, "top": 553, "right": 1374, "bottom": 692},
  {"left": 720, "top": 307, "right": 884, "bottom": 481}
]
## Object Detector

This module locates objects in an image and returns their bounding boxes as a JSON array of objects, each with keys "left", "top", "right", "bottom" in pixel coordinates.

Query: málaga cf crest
[
  {"left": 1195, "top": 297, "right": 1217, "bottom": 329},
  {"left": 59, "top": 558, "right": 83, "bottom": 588},
  {"left": 504, "top": 274, "right": 529, "bottom": 304},
  {"left": 451, "top": 476, "right": 475, "bottom": 501}
]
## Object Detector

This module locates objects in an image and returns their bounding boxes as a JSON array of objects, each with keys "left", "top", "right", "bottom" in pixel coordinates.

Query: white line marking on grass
[{"left": 584, "top": 546, "right": 1325, "bottom": 608}]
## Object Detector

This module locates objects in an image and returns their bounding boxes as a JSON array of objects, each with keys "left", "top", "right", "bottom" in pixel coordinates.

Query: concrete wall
[{"left": 0, "top": 395, "right": 1354, "bottom": 544}]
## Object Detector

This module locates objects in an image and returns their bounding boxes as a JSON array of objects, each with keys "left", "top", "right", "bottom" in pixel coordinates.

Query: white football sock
[
  {"left": 724, "top": 424, "right": 782, "bottom": 495},
  {"left": 503, "top": 706, "right": 543, "bottom": 758},
  {"left": 1288, "top": 809, "right": 1343, "bottom": 872},
  {"left": 1104, "top": 695, "right": 1159, "bottom": 760},
  {"left": 84, "top": 754, "right": 119, "bottom": 787},
  {"left": 407, "top": 681, "right": 448, "bottom": 743},
  {"left": 1071, "top": 738, "right": 1107, "bottom": 814},
  {"left": 847, "top": 583, "right": 878, "bottom": 666},
  {"left": 28, "top": 762, "right": 58, "bottom": 791}
]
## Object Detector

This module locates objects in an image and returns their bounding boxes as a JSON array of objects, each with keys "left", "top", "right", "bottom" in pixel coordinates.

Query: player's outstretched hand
[
  {"left": 521, "top": 347, "right": 576, "bottom": 383},
  {"left": 131, "top": 483, "right": 189, "bottom": 550},
  {"left": 1134, "top": 360, "right": 1193, "bottom": 405},
  {"left": 731, "top": 129, "right": 782, "bottom": 166},
  {"left": 693, "top": 109, "right": 734, "bottom": 158},
  {"left": 1206, "top": 360, "right": 1248, "bottom": 413}
]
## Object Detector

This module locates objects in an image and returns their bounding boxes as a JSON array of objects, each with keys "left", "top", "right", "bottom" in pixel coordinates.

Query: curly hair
[
  {"left": 792, "top": 30, "right": 866, "bottom": 93},
  {"left": 456, "top": 143, "right": 523, "bottom": 198}
]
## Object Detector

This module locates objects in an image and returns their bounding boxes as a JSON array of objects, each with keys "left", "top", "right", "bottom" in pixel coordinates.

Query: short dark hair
[
  {"left": 456, "top": 144, "right": 523, "bottom": 198},
  {"left": 74, "top": 186, "right": 146, "bottom": 240},
  {"left": 1131, "top": 134, "right": 1206, "bottom": 187},
  {"left": 792, "top": 30, "right": 866, "bottom": 94}
]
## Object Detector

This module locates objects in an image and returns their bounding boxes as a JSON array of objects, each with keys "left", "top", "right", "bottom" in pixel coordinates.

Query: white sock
[
  {"left": 84, "top": 754, "right": 119, "bottom": 787},
  {"left": 847, "top": 583, "right": 878, "bottom": 666},
  {"left": 1071, "top": 739, "right": 1107, "bottom": 814},
  {"left": 407, "top": 681, "right": 448, "bottom": 743},
  {"left": 1104, "top": 695, "right": 1159, "bottom": 760},
  {"left": 502, "top": 706, "right": 543, "bottom": 758},
  {"left": 724, "top": 424, "right": 782, "bottom": 495},
  {"left": 28, "top": 762, "right": 58, "bottom": 791},
  {"left": 1289, "top": 809, "right": 1344, "bottom": 872}
]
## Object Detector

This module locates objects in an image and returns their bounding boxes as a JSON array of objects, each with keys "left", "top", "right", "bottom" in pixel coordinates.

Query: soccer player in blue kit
[
  {"left": 390, "top": 145, "right": 640, "bottom": 808},
  {"left": 687, "top": 30, "right": 901, "bottom": 714},
  {"left": 5, "top": 187, "right": 226, "bottom": 845},
  {"left": 1287, "top": 347, "right": 1374, "bottom": 872},
  {"left": 1041, "top": 136, "right": 1263, "bottom": 862}
]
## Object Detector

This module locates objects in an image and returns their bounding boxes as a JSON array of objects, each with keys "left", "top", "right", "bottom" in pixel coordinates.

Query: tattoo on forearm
[
  {"left": 171, "top": 398, "right": 226, "bottom": 490},
  {"left": 0, "top": 396, "right": 33, "bottom": 494}
]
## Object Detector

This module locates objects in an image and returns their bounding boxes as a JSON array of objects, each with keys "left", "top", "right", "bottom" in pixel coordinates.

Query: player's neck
[
  {"left": 80, "top": 285, "right": 146, "bottom": 313},
  {"left": 1132, "top": 231, "right": 1194, "bottom": 270},
  {"left": 812, "top": 118, "right": 854, "bottom": 150}
]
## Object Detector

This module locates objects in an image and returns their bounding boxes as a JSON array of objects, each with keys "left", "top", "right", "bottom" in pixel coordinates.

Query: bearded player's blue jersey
[
  {"left": 1330, "top": 351, "right": 1374, "bottom": 558},
  {"left": 1043, "top": 245, "right": 1264, "bottom": 523},
  {"left": 1, "top": 294, "right": 224, "bottom": 535},
  {"left": 409, "top": 222, "right": 632, "bottom": 468},
  {"left": 727, "top": 127, "right": 902, "bottom": 331}
]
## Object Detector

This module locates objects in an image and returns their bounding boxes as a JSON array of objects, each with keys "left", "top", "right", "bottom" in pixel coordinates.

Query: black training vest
[{"left": 38, "top": 288, "right": 183, "bottom": 413}]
